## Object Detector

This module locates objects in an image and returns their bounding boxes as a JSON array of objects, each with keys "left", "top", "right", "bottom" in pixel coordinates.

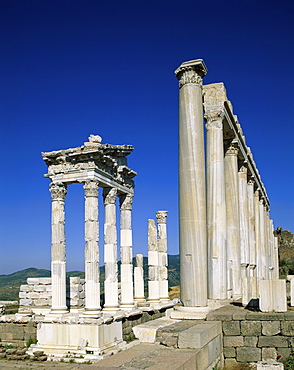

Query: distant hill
[
  {"left": 0, "top": 255, "right": 180, "bottom": 301},
  {"left": 276, "top": 228, "right": 294, "bottom": 277}
]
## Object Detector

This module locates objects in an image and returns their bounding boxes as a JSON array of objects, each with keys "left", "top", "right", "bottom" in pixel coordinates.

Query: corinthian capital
[
  {"left": 49, "top": 182, "right": 67, "bottom": 201},
  {"left": 225, "top": 140, "right": 239, "bottom": 156},
  {"left": 204, "top": 110, "right": 225, "bottom": 130},
  {"left": 174, "top": 59, "right": 207, "bottom": 88},
  {"left": 156, "top": 211, "right": 168, "bottom": 224},
  {"left": 83, "top": 180, "right": 99, "bottom": 197},
  {"left": 119, "top": 193, "right": 133, "bottom": 211},
  {"left": 103, "top": 187, "right": 117, "bottom": 205}
]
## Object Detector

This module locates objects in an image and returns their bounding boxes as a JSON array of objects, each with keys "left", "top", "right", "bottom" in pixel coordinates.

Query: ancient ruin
[
  {"left": 173, "top": 59, "right": 283, "bottom": 319},
  {"left": 0, "top": 58, "right": 289, "bottom": 368}
]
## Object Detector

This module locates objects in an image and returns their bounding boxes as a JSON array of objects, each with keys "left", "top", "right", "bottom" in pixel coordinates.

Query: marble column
[
  {"left": 205, "top": 110, "right": 227, "bottom": 300},
  {"left": 254, "top": 190, "right": 261, "bottom": 281},
  {"left": 84, "top": 180, "right": 101, "bottom": 315},
  {"left": 49, "top": 182, "right": 68, "bottom": 314},
  {"left": 247, "top": 179, "right": 256, "bottom": 277},
  {"left": 156, "top": 211, "right": 169, "bottom": 303},
  {"left": 103, "top": 187, "right": 119, "bottom": 311},
  {"left": 273, "top": 234, "right": 279, "bottom": 280},
  {"left": 119, "top": 193, "right": 134, "bottom": 309},
  {"left": 148, "top": 219, "right": 160, "bottom": 305},
  {"left": 224, "top": 141, "right": 241, "bottom": 299},
  {"left": 264, "top": 206, "right": 270, "bottom": 280},
  {"left": 238, "top": 165, "right": 250, "bottom": 278},
  {"left": 134, "top": 254, "right": 145, "bottom": 303},
  {"left": 175, "top": 59, "right": 208, "bottom": 307},
  {"left": 259, "top": 199, "right": 267, "bottom": 279}
]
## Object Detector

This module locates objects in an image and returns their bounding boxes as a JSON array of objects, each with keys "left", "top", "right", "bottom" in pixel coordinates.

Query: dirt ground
[{"left": 0, "top": 359, "right": 102, "bottom": 370}]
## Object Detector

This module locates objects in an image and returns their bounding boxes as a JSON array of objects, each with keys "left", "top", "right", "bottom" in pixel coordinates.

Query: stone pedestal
[
  {"left": 49, "top": 182, "right": 68, "bottom": 314},
  {"left": 259, "top": 279, "right": 287, "bottom": 312},
  {"left": 103, "top": 188, "right": 119, "bottom": 312},
  {"left": 175, "top": 59, "right": 208, "bottom": 307},
  {"left": 84, "top": 180, "right": 101, "bottom": 316},
  {"left": 119, "top": 194, "right": 134, "bottom": 309}
]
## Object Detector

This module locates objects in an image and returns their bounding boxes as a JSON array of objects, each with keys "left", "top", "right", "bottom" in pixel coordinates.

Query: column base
[
  {"left": 49, "top": 308, "right": 68, "bottom": 315},
  {"left": 171, "top": 305, "right": 210, "bottom": 320},
  {"left": 82, "top": 308, "right": 102, "bottom": 318},
  {"left": 119, "top": 303, "right": 135, "bottom": 311},
  {"left": 103, "top": 305, "right": 120, "bottom": 313}
]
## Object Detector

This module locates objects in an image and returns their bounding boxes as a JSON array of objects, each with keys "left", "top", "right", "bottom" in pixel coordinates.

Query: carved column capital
[
  {"left": 239, "top": 165, "right": 248, "bottom": 174},
  {"left": 49, "top": 182, "right": 67, "bottom": 201},
  {"left": 204, "top": 110, "right": 225, "bottom": 130},
  {"left": 174, "top": 59, "right": 207, "bottom": 88},
  {"left": 225, "top": 140, "right": 239, "bottom": 156},
  {"left": 248, "top": 179, "right": 255, "bottom": 186},
  {"left": 156, "top": 211, "right": 168, "bottom": 224},
  {"left": 103, "top": 187, "right": 117, "bottom": 205},
  {"left": 119, "top": 193, "right": 133, "bottom": 211},
  {"left": 83, "top": 180, "right": 99, "bottom": 197}
]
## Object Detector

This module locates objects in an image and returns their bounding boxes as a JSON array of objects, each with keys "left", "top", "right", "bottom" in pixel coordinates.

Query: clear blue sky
[{"left": 0, "top": 0, "right": 293, "bottom": 274}]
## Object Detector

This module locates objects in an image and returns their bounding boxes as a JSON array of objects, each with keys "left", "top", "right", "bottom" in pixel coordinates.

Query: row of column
[
  {"left": 175, "top": 59, "right": 278, "bottom": 308},
  {"left": 49, "top": 180, "right": 134, "bottom": 315}
]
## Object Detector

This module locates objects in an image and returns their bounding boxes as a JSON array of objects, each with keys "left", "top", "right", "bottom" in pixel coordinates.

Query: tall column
[
  {"left": 148, "top": 219, "right": 160, "bottom": 305},
  {"left": 205, "top": 110, "right": 227, "bottom": 300},
  {"left": 259, "top": 199, "right": 267, "bottom": 279},
  {"left": 238, "top": 165, "right": 250, "bottom": 278},
  {"left": 49, "top": 182, "right": 68, "bottom": 314},
  {"left": 247, "top": 179, "right": 256, "bottom": 277},
  {"left": 264, "top": 206, "right": 270, "bottom": 280},
  {"left": 156, "top": 211, "right": 169, "bottom": 303},
  {"left": 103, "top": 187, "right": 119, "bottom": 311},
  {"left": 119, "top": 193, "right": 134, "bottom": 309},
  {"left": 254, "top": 190, "right": 261, "bottom": 281},
  {"left": 175, "top": 59, "right": 208, "bottom": 307},
  {"left": 84, "top": 180, "right": 101, "bottom": 315},
  {"left": 273, "top": 233, "right": 279, "bottom": 280},
  {"left": 225, "top": 141, "right": 241, "bottom": 299}
]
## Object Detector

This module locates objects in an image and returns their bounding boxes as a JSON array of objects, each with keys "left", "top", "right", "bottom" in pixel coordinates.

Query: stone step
[{"left": 132, "top": 316, "right": 177, "bottom": 343}]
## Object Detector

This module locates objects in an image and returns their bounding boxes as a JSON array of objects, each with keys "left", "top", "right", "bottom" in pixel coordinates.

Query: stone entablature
[{"left": 42, "top": 134, "right": 136, "bottom": 193}]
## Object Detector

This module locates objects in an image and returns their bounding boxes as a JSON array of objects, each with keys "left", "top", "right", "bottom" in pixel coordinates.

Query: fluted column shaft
[
  {"left": 156, "top": 211, "right": 169, "bottom": 302},
  {"left": 225, "top": 141, "right": 241, "bottom": 299},
  {"left": 205, "top": 111, "right": 227, "bottom": 300},
  {"left": 134, "top": 254, "right": 145, "bottom": 302},
  {"left": 119, "top": 194, "right": 134, "bottom": 308},
  {"left": 247, "top": 180, "right": 256, "bottom": 276},
  {"left": 254, "top": 190, "right": 261, "bottom": 280},
  {"left": 259, "top": 200, "right": 267, "bottom": 279},
  {"left": 84, "top": 180, "right": 101, "bottom": 314},
  {"left": 50, "top": 182, "right": 68, "bottom": 313},
  {"left": 175, "top": 59, "right": 208, "bottom": 307},
  {"left": 264, "top": 207, "right": 270, "bottom": 280},
  {"left": 103, "top": 187, "right": 119, "bottom": 311},
  {"left": 238, "top": 166, "right": 250, "bottom": 278}
]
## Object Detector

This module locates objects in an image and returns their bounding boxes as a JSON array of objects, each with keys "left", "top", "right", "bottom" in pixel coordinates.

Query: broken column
[
  {"left": 119, "top": 194, "right": 134, "bottom": 309},
  {"left": 103, "top": 187, "right": 119, "bottom": 312},
  {"left": 49, "top": 182, "right": 68, "bottom": 314},
  {"left": 156, "top": 211, "right": 169, "bottom": 303},
  {"left": 84, "top": 180, "right": 101, "bottom": 315},
  {"left": 134, "top": 254, "right": 145, "bottom": 304},
  {"left": 175, "top": 59, "right": 208, "bottom": 307},
  {"left": 148, "top": 219, "right": 160, "bottom": 305}
]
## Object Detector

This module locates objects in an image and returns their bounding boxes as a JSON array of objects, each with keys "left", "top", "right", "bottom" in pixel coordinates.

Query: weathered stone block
[
  {"left": 223, "top": 347, "right": 236, "bottom": 358},
  {"left": 241, "top": 321, "right": 261, "bottom": 336},
  {"left": 246, "top": 312, "right": 284, "bottom": 321},
  {"left": 19, "top": 285, "right": 32, "bottom": 292},
  {"left": 256, "top": 360, "right": 284, "bottom": 369},
  {"left": 236, "top": 347, "right": 261, "bottom": 362},
  {"left": 258, "top": 336, "right": 289, "bottom": 348},
  {"left": 223, "top": 321, "right": 240, "bottom": 335},
  {"left": 262, "top": 321, "right": 280, "bottom": 336},
  {"left": 262, "top": 348, "right": 277, "bottom": 361},
  {"left": 19, "top": 292, "right": 27, "bottom": 299},
  {"left": 281, "top": 321, "right": 294, "bottom": 336},
  {"left": 38, "top": 278, "right": 51, "bottom": 285},
  {"left": 26, "top": 292, "right": 40, "bottom": 299},
  {"left": 244, "top": 336, "right": 258, "bottom": 347},
  {"left": 27, "top": 278, "right": 40, "bottom": 285},
  {"left": 19, "top": 299, "right": 32, "bottom": 306},
  {"left": 178, "top": 322, "right": 222, "bottom": 349},
  {"left": 224, "top": 358, "right": 238, "bottom": 368},
  {"left": 277, "top": 347, "right": 291, "bottom": 361},
  {"left": 34, "top": 285, "right": 45, "bottom": 292},
  {"left": 223, "top": 336, "right": 244, "bottom": 347}
]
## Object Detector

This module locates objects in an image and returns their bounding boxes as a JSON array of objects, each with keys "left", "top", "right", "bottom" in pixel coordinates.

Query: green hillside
[{"left": 0, "top": 255, "right": 180, "bottom": 301}]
